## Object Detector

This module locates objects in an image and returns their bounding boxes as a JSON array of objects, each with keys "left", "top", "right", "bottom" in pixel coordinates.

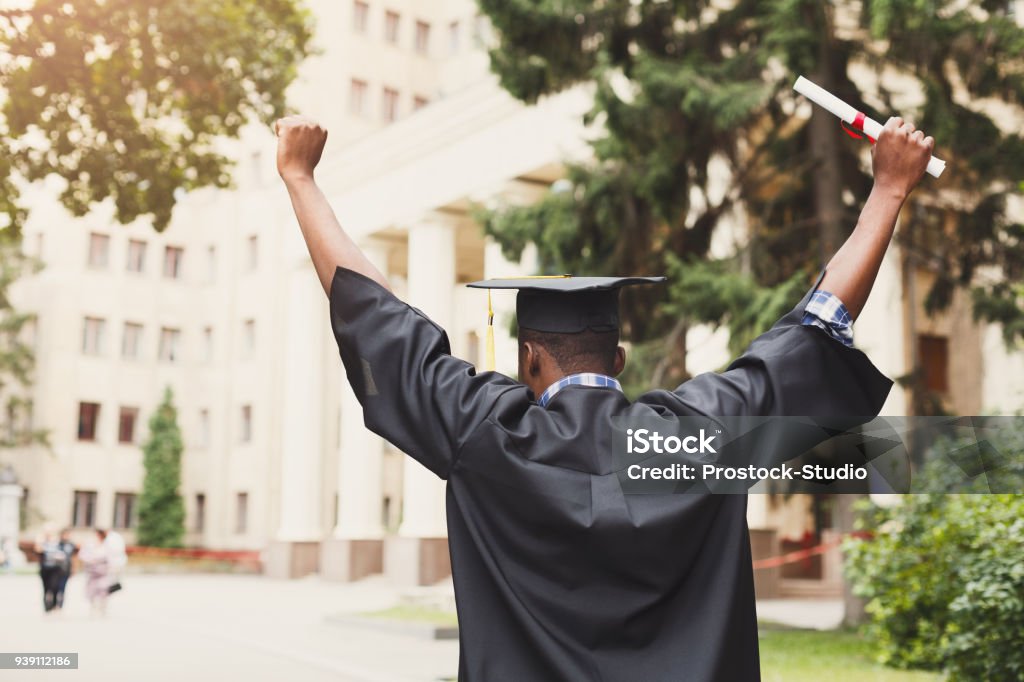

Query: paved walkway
[
  {"left": 756, "top": 598, "right": 845, "bottom": 630},
  {"left": 1, "top": 573, "right": 458, "bottom": 682},
  {"left": 2, "top": 571, "right": 846, "bottom": 681}
]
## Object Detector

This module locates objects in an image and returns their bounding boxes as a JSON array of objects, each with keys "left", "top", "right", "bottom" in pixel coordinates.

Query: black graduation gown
[{"left": 329, "top": 266, "right": 892, "bottom": 682}]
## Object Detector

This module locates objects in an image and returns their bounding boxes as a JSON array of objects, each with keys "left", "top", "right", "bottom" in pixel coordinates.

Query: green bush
[{"left": 845, "top": 493, "right": 1024, "bottom": 681}]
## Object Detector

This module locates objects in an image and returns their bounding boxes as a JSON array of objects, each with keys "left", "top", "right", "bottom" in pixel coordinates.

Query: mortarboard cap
[{"left": 466, "top": 275, "right": 667, "bottom": 370}]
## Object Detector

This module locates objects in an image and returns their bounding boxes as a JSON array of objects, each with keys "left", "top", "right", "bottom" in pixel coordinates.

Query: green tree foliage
[
  {"left": 0, "top": 235, "right": 46, "bottom": 451},
  {"left": 0, "top": 0, "right": 314, "bottom": 233},
  {"left": 137, "top": 387, "right": 185, "bottom": 548},
  {"left": 845, "top": 493, "right": 1024, "bottom": 680},
  {"left": 476, "top": 0, "right": 1024, "bottom": 387}
]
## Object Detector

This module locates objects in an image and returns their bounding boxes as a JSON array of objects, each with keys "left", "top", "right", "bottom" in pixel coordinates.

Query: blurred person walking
[
  {"left": 79, "top": 529, "right": 110, "bottom": 616},
  {"left": 51, "top": 528, "right": 77, "bottom": 611},
  {"left": 100, "top": 528, "right": 127, "bottom": 594},
  {"left": 33, "top": 523, "right": 66, "bottom": 613}
]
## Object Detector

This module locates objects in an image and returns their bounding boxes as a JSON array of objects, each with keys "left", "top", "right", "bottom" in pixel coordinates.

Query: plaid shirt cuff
[{"left": 801, "top": 289, "right": 854, "bottom": 347}]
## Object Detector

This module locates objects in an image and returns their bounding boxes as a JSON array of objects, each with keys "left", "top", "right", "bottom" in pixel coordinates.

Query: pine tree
[
  {"left": 136, "top": 387, "right": 185, "bottom": 548},
  {"left": 476, "top": 1, "right": 1024, "bottom": 398}
]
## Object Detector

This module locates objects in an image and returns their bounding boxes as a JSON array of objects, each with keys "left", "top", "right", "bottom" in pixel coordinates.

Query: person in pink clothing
[{"left": 79, "top": 529, "right": 110, "bottom": 616}]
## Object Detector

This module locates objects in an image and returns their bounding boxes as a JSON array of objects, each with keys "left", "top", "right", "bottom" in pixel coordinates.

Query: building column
[
  {"left": 0, "top": 465, "right": 26, "bottom": 568},
  {"left": 385, "top": 218, "right": 453, "bottom": 586},
  {"left": 265, "top": 263, "right": 324, "bottom": 578},
  {"left": 323, "top": 241, "right": 389, "bottom": 581}
]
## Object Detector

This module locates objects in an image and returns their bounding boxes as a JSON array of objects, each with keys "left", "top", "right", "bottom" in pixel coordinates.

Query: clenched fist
[
  {"left": 871, "top": 117, "right": 934, "bottom": 199},
  {"left": 275, "top": 115, "right": 328, "bottom": 182}
]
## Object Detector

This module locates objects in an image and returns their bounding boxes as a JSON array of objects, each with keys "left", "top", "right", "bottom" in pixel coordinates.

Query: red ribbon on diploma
[{"left": 841, "top": 111, "right": 876, "bottom": 144}]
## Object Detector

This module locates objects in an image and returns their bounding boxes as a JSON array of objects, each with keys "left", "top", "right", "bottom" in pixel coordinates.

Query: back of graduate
[{"left": 275, "top": 113, "right": 936, "bottom": 681}]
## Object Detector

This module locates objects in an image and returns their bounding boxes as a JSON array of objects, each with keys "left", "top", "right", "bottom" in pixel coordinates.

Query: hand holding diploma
[
  {"left": 871, "top": 117, "right": 935, "bottom": 199},
  {"left": 816, "top": 109, "right": 935, "bottom": 320},
  {"left": 793, "top": 76, "right": 946, "bottom": 178}
]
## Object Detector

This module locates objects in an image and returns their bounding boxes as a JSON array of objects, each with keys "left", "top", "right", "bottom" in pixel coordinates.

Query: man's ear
[
  {"left": 612, "top": 345, "right": 626, "bottom": 376},
  {"left": 524, "top": 342, "right": 543, "bottom": 377}
]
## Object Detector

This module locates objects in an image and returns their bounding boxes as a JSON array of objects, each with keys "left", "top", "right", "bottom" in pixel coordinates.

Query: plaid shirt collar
[{"left": 537, "top": 373, "right": 623, "bottom": 408}]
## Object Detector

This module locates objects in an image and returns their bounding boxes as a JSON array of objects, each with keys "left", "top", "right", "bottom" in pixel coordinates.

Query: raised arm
[
  {"left": 275, "top": 116, "right": 390, "bottom": 295},
  {"left": 817, "top": 117, "right": 934, "bottom": 320}
]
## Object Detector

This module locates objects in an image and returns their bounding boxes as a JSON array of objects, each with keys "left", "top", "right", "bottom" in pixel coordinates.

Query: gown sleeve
[
  {"left": 329, "top": 266, "right": 518, "bottom": 479},
  {"left": 672, "top": 269, "right": 893, "bottom": 418}
]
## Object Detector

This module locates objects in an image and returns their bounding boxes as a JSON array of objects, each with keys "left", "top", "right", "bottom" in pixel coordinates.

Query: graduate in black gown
[{"left": 275, "top": 115, "right": 936, "bottom": 681}]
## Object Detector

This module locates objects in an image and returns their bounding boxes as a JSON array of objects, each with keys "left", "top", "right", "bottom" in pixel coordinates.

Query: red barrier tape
[
  {"left": 752, "top": 531, "right": 872, "bottom": 571},
  {"left": 126, "top": 546, "right": 261, "bottom": 564}
]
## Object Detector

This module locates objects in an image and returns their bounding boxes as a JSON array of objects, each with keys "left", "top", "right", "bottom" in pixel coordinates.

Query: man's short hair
[{"left": 518, "top": 327, "right": 620, "bottom": 375}]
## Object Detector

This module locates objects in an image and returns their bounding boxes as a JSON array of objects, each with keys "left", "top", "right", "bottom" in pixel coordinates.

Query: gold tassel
[
  {"left": 482, "top": 275, "right": 569, "bottom": 372},
  {"left": 485, "top": 289, "right": 496, "bottom": 371}
]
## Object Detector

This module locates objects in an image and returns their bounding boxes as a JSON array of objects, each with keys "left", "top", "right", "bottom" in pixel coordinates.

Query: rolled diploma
[{"left": 793, "top": 76, "right": 946, "bottom": 178}]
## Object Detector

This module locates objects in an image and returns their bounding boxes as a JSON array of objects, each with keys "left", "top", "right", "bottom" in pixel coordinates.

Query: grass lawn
[
  {"left": 360, "top": 604, "right": 459, "bottom": 627},
  {"left": 759, "top": 628, "right": 943, "bottom": 682}
]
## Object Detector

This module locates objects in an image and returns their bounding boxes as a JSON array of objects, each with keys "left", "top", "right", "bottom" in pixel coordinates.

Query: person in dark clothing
[
  {"left": 35, "top": 525, "right": 69, "bottom": 613},
  {"left": 275, "top": 113, "right": 934, "bottom": 680},
  {"left": 52, "top": 528, "right": 76, "bottom": 610}
]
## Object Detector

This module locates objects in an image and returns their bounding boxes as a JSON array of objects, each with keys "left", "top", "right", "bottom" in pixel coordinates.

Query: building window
[
  {"left": 413, "top": 95, "right": 429, "bottom": 111},
  {"left": 246, "top": 235, "right": 258, "bottom": 272},
  {"left": 87, "top": 233, "right": 109, "bottom": 269},
  {"left": 415, "top": 20, "right": 430, "bottom": 54},
  {"left": 918, "top": 334, "right": 950, "bottom": 394},
  {"left": 202, "top": 326, "right": 213, "bottom": 364},
  {"left": 198, "top": 409, "right": 210, "bottom": 449},
  {"left": 384, "top": 10, "right": 399, "bottom": 43},
  {"left": 118, "top": 407, "right": 139, "bottom": 444},
  {"left": 382, "top": 87, "right": 399, "bottom": 123},
  {"left": 82, "top": 316, "right": 105, "bottom": 355},
  {"left": 126, "top": 239, "right": 146, "bottom": 273},
  {"left": 163, "top": 246, "right": 184, "bottom": 279},
  {"left": 77, "top": 402, "right": 100, "bottom": 442},
  {"left": 206, "top": 245, "right": 216, "bottom": 283},
  {"left": 195, "top": 493, "right": 206, "bottom": 532},
  {"left": 349, "top": 78, "right": 368, "bottom": 116},
  {"left": 242, "top": 319, "right": 255, "bottom": 359},
  {"left": 448, "top": 20, "right": 460, "bottom": 54},
  {"left": 159, "top": 327, "right": 182, "bottom": 363},
  {"left": 240, "top": 405, "right": 252, "bottom": 443},
  {"left": 235, "top": 492, "right": 248, "bottom": 533},
  {"left": 352, "top": 0, "right": 368, "bottom": 33},
  {"left": 122, "top": 322, "right": 143, "bottom": 360},
  {"left": 72, "top": 490, "right": 97, "bottom": 527},
  {"left": 112, "top": 492, "right": 137, "bottom": 529}
]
